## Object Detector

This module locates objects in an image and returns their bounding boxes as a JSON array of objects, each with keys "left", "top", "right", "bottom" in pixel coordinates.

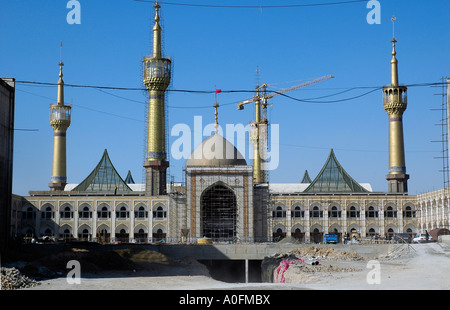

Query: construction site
[{"left": 1, "top": 237, "right": 450, "bottom": 290}]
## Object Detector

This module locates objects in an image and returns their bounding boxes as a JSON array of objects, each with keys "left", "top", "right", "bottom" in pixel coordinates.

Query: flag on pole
[{"left": 215, "top": 88, "right": 222, "bottom": 94}]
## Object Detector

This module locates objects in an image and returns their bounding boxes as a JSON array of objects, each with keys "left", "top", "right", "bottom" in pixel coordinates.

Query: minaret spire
[
  {"left": 57, "top": 41, "right": 64, "bottom": 106},
  {"left": 49, "top": 41, "right": 71, "bottom": 191},
  {"left": 390, "top": 16, "right": 399, "bottom": 87},
  {"left": 382, "top": 17, "right": 409, "bottom": 193},
  {"left": 152, "top": 1, "right": 162, "bottom": 59}
]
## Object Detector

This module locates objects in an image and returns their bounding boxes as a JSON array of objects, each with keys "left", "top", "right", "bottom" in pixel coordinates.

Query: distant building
[{"left": 0, "top": 78, "right": 15, "bottom": 249}]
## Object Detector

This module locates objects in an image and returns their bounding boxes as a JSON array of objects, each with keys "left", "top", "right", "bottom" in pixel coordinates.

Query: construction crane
[{"left": 238, "top": 74, "right": 334, "bottom": 184}]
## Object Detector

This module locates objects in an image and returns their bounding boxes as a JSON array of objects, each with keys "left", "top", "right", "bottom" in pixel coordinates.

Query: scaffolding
[
  {"left": 200, "top": 183, "right": 237, "bottom": 242},
  {"left": 432, "top": 77, "right": 450, "bottom": 190}
]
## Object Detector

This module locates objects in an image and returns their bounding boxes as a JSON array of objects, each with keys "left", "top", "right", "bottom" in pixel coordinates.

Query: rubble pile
[
  {"left": 287, "top": 246, "right": 365, "bottom": 261},
  {"left": 262, "top": 246, "right": 366, "bottom": 283},
  {"left": 1, "top": 267, "right": 41, "bottom": 290}
]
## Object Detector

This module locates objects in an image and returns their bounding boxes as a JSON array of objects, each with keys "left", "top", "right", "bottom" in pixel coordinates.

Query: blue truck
[{"left": 323, "top": 233, "right": 338, "bottom": 244}]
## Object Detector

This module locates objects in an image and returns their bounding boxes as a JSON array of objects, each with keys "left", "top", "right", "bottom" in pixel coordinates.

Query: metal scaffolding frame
[{"left": 200, "top": 183, "right": 238, "bottom": 242}]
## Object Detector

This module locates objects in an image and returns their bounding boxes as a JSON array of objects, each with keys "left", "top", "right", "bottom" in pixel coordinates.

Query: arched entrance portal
[{"left": 201, "top": 184, "right": 237, "bottom": 242}]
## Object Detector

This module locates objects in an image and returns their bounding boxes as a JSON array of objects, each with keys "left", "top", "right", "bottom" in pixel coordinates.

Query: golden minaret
[
  {"left": 383, "top": 16, "right": 409, "bottom": 193},
  {"left": 49, "top": 42, "right": 71, "bottom": 191},
  {"left": 143, "top": 2, "right": 171, "bottom": 196}
]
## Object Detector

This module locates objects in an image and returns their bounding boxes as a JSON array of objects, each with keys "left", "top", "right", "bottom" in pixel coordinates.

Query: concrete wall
[
  {"left": 438, "top": 235, "right": 450, "bottom": 245},
  {"left": 139, "top": 243, "right": 391, "bottom": 260}
]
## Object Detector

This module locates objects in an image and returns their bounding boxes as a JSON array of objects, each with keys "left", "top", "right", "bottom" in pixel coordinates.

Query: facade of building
[
  {"left": 0, "top": 78, "right": 15, "bottom": 249},
  {"left": 9, "top": 6, "right": 450, "bottom": 244},
  {"left": 11, "top": 144, "right": 441, "bottom": 244}
]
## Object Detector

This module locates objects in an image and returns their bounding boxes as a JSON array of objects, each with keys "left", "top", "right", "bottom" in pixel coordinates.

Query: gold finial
[
  {"left": 214, "top": 102, "right": 219, "bottom": 134},
  {"left": 152, "top": 1, "right": 162, "bottom": 58},
  {"left": 391, "top": 15, "right": 397, "bottom": 55},
  {"left": 391, "top": 15, "right": 396, "bottom": 39},
  {"left": 154, "top": 1, "right": 160, "bottom": 22}
]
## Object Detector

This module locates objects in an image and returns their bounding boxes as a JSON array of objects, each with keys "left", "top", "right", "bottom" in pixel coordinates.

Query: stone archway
[{"left": 200, "top": 183, "right": 237, "bottom": 242}]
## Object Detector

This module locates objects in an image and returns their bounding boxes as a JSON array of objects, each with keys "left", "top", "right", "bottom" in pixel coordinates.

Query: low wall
[{"left": 438, "top": 235, "right": 450, "bottom": 245}]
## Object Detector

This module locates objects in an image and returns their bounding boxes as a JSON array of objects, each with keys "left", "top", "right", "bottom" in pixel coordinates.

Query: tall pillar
[
  {"left": 49, "top": 50, "right": 71, "bottom": 191},
  {"left": 143, "top": 2, "right": 171, "bottom": 196},
  {"left": 383, "top": 17, "right": 409, "bottom": 193}
]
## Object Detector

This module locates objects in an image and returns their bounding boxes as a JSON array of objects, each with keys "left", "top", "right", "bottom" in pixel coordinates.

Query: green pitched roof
[
  {"left": 124, "top": 170, "right": 135, "bottom": 184},
  {"left": 301, "top": 170, "right": 312, "bottom": 183},
  {"left": 304, "top": 149, "right": 368, "bottom": 193},
  {"left": 72, "top": 149, "right": 132, "bottom": 192}
]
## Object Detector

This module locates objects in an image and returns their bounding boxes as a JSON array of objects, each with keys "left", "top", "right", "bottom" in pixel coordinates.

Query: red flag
[{"left": 215, "top": 88, "right": 222, "bottom": 94}]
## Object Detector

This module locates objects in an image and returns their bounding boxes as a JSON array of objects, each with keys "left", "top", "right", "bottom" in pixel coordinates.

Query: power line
[
  {"left": 274, "top": 87, "right": 381, "bottom": 104},
  {"left": 16, "top": 80, "right": 446, "bottom": 107},
  {"left": 16, "top": 88, "right": 145, "bottom": 123},
  {"left": 133, "top": 0, "right": 368, "bottom": 9}
]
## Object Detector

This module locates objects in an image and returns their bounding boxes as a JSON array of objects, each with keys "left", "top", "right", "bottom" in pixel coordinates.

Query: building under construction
[{"left": 9, "top": 4, "right": 450, "bottom": 245}]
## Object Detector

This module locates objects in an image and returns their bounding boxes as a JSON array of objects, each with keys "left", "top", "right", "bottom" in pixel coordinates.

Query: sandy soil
[{"left": 21, "top": 242, "right": 450, "bottom": 291}]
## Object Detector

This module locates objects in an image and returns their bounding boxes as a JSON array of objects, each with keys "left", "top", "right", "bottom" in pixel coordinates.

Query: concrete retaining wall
[{"left": 149, "top": 243, "right": 390, "bottom": 260}]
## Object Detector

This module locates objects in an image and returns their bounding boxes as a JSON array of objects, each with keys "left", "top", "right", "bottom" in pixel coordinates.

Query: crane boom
[
  {"left": 237, "top": 74, "right": 334, "bottom": 109},
  {"left": 237, "top": 73, "right": 334, "bottom": 184},
  {"left": 266, "top": 74, "right": 334, "bottom": 99}
]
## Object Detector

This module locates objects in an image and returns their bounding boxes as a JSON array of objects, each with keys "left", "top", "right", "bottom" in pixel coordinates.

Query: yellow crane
[{"left": 238, "top": 74, "right": 334, "bottom": 184}]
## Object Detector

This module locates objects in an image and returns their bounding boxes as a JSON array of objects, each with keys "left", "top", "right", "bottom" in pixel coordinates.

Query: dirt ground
[{"left": 16, "top": 241, "right": 450, "bottom": 291}]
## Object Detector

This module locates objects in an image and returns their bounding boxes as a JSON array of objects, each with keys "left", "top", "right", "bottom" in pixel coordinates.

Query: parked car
[
  {"left": 413, "top": 233, "right": 432, "bottom": 243},
  {"left": 323, "top": 233, "right": 338, "bottom": 244},
  {"left": 393, "top": 233, "right": 412, "bottom": 243}
]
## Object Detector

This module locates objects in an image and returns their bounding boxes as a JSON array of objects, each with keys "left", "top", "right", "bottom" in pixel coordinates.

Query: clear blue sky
[{"left": 1, "top": 0, "right": 449, "bottom": 196}]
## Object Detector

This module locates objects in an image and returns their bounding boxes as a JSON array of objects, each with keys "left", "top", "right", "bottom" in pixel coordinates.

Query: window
[
  {"left": 135, "top": 206, "right": 148, "bottom": 219},
  {"left": 292, "top": 206, "right": 304, "bottom": 218},
  {"left": 273, "top": 206, "right": 286, "bottom": 218},
  {"left": 366, "top": 206, "right": 378, "bottom": 218},
  {"left": 385, "top": 206, "right": 397, "bottom": 218},
  {"left": 116, "top": 228, "right": 129, "bottom": 243},
  {"left": 22, "top": 207, "right": 35, "bottom": 220},
  {"left": 116, "top": 206, "right": 129, "bottom": 219},
  {"left": 62, "top": 229, "right": 72, "bottom": 241},
  {"left": 310, "top": 206, "right": 323, "bottom": 218},
  {"left": 60, "top": 206, "right": 73, "bottom": 219},
  {"left": 387, "top": 228, "right": 394, "bottom": 239},
  {"left": 79, "top": 229, "right": 90, "bottom": 240},
  {"left": 153, "top": 206, "right": 166, "bottom": 218},
  {"left": 347, "top": 206, "right": 360, "bottom": 218},
  {"left": 329, "top": 206, "right": 341, "bottom": 218},
  {"left": 153, "top": 228, "right": 165, "bottom": 240},
  {"left": 41, "top": 206, "right": 54, "bottom": 219},
  {"left": 98, "top": 206, "right": 110, "bottom": 219},
  {"left": 79, "top": 206, "right": 92, "bottom": 219},
  {"left": 403, "top": 206, "right": 415, "bottom": 218},
  {"left": 135, "top": 228, "right": 148, "bottom": 243}
]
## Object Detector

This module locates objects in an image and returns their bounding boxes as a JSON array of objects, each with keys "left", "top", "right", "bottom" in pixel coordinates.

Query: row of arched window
[
  {"left": 273, "top": 205, "right": 417, "bottom": 219},
  {"left": 22, "top": 204, "right": 167, "bottom": 221},
  {"left": 25, "top": 226, "right": 166, "bottom": 244}
]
